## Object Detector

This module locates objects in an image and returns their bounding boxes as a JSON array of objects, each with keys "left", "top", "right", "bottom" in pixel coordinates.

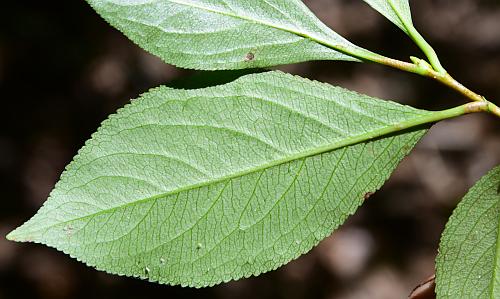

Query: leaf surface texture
[
  {"left": 436, "top": 166, "right": 500, "bottom": 298},
  {"left": 9, "top": 71, "right": 430, "bottom": 287},
  {"left": 86, "top": 0, "right": 373, "bottom": 69}
]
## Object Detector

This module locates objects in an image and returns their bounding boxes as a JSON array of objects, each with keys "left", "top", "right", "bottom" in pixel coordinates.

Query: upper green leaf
[
  {"left": 362, "top": 0, "right": 447, "bottom": 74},
  {"left": 8, "top": 71, "right": 431, "bottom": 287},
  {"left": 85, "top": 0, "right": 375, "bottom": 70},
  {"left": 436, "top": 166, "right": 500, "bottom": 298},
  {"left": 362, "top": 0, "right": 413, "bottom": 35}
]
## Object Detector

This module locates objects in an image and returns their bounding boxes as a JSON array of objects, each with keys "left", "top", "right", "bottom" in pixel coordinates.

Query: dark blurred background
[{"left": 1, "top": 1, "right": 499, "bottom": 298}]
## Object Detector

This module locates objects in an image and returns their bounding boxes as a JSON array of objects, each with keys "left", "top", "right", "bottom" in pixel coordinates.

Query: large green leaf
[
  {"left": 362, "top": 0, "right": 413, "bottom": 35},
  {"left": 85, "top": 0, "right": 375, "bottom": 70},
  {"left": 436, "top": 166, "right": 500, "bottom": 298},
  {"left": 8, "top": 71, "right": 431, "bottom": 287}
]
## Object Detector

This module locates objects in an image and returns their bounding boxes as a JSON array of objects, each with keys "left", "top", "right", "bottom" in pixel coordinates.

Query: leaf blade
[
  {"left": 85, "top": 0, "right": 373, "bottom": 69},
  {"left": 362, "top": 0, "right": 413, "bottom": 34},
  {"left": 8, "top": 71, "right": 431, "bottom": 287},
  {"left": 435, "top": 166, "right": 500, "bottom": 298}
]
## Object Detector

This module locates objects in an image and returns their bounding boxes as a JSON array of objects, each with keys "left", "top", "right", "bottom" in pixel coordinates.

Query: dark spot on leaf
[
  {"left": 244, "top": 52, "right": 255, "bottom": 62},
  {"left": 63, "top": 225, "right": 74, "bottom": 238},
  {"left": 364, "top": 192, "right": 375, "bottom": 200}
]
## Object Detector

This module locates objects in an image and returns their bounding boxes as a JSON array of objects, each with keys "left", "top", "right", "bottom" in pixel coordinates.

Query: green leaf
[
  {"left": 85, "top": 0, "right": 375, "bottom": 70},
  {"left": 8, "top": 71, "right": 431, "bottom": 287},
  {"left": 361, "top": 0, "right": 413, "bottom": 35},
  {"left": 436, "top": 166, "right": 500, "bottom": 298},
  {"left": 361, "top": 0, "right": 447, "bottom": 74}
]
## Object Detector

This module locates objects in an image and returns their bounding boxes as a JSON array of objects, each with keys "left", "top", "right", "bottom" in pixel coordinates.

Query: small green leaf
[
  {"left": 362, "top": 0, "right": 413, "bottom": 35},
  {"left": 362, "top": 0, "right": 447, "bottom": 74},
  {"left": 8, "top": 71, "right": 432, "bottom": 287},
  {"left": 85, "top": 0, "right": 375, "bottom": 70},
  {"left": 436, "top": 166, "right": 500, "bottom": 298}
]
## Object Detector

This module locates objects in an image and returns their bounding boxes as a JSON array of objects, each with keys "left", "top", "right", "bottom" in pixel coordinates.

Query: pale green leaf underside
[
  {"left": 85, "top": 0, "right": 375, "bottom": 70},
  {"left": 8, "top": 71, "right": 430, "bottom": 287},
  {"left": 362, "top": 0, "right": 412, "bottom": 35},
  {"left": 436, "top": 166, "right": 500, "bottom": 298}
]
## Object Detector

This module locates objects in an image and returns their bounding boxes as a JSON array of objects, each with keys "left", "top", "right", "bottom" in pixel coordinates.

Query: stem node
[{"left": 464, "top": 101, "right": 488, "bottom": 114}]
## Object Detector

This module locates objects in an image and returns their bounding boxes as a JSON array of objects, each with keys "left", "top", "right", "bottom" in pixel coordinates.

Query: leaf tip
[
  {"left": 6, "top": 229, "right": 18, "bottom": 242},
  {"left": 5, "top": 225, "right": 33, "bottom": 243}
]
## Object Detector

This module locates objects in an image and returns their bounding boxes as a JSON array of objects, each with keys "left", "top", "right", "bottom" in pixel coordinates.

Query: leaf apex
[
  {"left": 6, "top": 223, "right": 34, "bottom": 243},
  {"left": 6, "top": 229, "right": 20, "bottom": 242}
]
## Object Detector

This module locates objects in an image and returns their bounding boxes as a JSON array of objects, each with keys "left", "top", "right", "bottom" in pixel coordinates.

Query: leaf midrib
[
  {"left": 14, "top": 114, "right": 429, "bottom": 239},
  {"left": 170, "top": 0, "right": 318, "bottom": 40},
  {"left": 387, "top": 0, "right": 411, "bottom": 34},
  {"left": 112, "top": 0, "right": 364, "bottom": 60}
]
